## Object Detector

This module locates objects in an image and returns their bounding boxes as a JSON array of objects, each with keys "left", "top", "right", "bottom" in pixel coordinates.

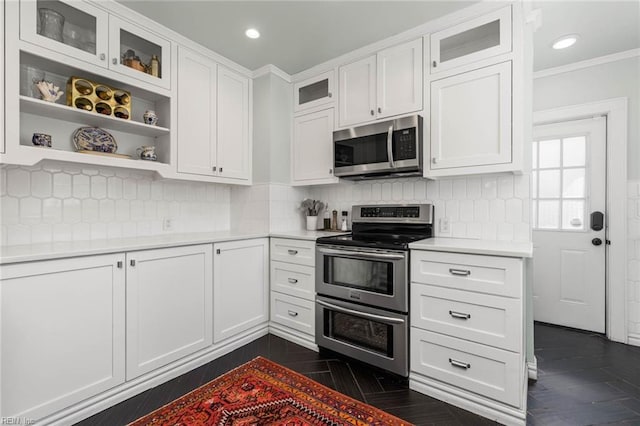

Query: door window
[{"left": 532, "top": 135, "right": 587, "bottom": 231}]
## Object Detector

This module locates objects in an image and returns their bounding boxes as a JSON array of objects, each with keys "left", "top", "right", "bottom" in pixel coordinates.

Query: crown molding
[
  {"left": 533, "top": 48, "right": 640, "bottom": 79},
  {"left": 252, "top": 65, "right": 292, "bottom": 83}
]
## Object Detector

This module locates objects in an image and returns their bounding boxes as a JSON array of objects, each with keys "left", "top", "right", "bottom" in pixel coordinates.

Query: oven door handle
[
  {"left": 317, "top": 247, "right": 405, "bottom": 261},
  {"left": 386, "top": 124, "right": 395, "bottom": 167},
  {"left": 317, "top": 299, "right": 405, "bottom": 324}
]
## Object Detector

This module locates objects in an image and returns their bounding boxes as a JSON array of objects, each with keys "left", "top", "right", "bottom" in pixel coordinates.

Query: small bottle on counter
[
  {"left": 324, "top": 210, "right": 331, "bottom": 230},
  {"left": 341, "top": 211, "right": 348, "bottom": 231},
  {"left": 331, "top": 210, "right": 338, "bottom": 231}
]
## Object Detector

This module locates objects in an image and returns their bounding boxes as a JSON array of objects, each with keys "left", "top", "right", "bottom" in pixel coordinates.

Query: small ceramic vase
[
  {"left": 32, "top": 133, "right": 52, "bottom": 147},
  {"left": 143, "top": 110, "right": 158, "bottom": 126},
  {"left": 137, "top": 145, "right": 157, "bottom": 161}
]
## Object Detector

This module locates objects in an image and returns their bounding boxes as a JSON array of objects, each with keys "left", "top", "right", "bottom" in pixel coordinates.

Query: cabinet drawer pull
[
  {"left": 288, "top": 278, "right": 298, "bottom": 284},
  {"left": 449, "top": 358, "right": 470, "bottom": 369},
  {"left": 287, "top": 310, "right": 299, "bottom": 317},
  {"left": 287, "top": 249, "right": 298, "bottom": 255},
  {"left": 449, "top": 310, "right": 471, "bottom": 320},
  {"left": 449, "top": 268, "right": 471, "bottom": 276}
]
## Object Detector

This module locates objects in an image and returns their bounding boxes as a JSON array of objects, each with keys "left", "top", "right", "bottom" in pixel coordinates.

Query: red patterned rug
[{"left": 129, "top": 356, "right": 412, "bottom": 426}]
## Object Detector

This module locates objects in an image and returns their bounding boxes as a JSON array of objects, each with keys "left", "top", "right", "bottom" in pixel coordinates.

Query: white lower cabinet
[
  {"left": 0, "top": 254, "right": 126, "bottom": 420},
  {"left": 269, "top": 238, "right": 317, "bottom": 348},
  {"left": 213, "top": 238, "right": 269, "bottom": 343},
  {"left": 126, "top": 244, "right": 213, "bottom": 380},
  {"left": 409, "top": 249, "right": 526, "bottom": 425}
]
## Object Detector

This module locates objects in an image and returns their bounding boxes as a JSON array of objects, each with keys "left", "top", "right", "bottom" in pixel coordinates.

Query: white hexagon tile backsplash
[{"left": 0, "top": 162, "right": 232, "bottom": 246}]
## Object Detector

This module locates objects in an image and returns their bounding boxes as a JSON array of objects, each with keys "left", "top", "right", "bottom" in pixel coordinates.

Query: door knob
[{"left": 592, "top": 238, "right": 602, "bottom": 246}]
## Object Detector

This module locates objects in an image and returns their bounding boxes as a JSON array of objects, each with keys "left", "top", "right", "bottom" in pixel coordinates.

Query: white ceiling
[{"left": 117, "top": 1, "right": 640, "bottom": 75}]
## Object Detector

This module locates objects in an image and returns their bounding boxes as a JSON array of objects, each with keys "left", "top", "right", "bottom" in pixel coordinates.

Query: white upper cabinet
[
  {"left": 177, "top": 46, "right": 217, "bottom": 177},
  {"left": 294, "top": 70, "right": 335, "bottom": 113},
  {"left": 292, "top": 108, "right": 337, "bottom": 185},
  {"left": 20, "top": 0, "right": 109, "bottom": 68},
  {"left": 376, "top": 39, "right": 423, "bottom": 119},
  {"left": 20, "top": 0, "right": 171, "bottom": 89},
  {"left": 339, "top": 38, "right": 422, "bottom": 127},
  {"left": 430, "top": 6, "right": 511, "bottom": 74},
  {"left": 108, "top": 15, "right": 171, "bottom": 90},
  {"left": 177, "top": 49, "right": 251, "bottom": 183},
  {"left": 217, "top": 66, "right": 251, "bottom": 181},
  {"left": 430, "top": 61, "right": 512, "bottom": 171}
]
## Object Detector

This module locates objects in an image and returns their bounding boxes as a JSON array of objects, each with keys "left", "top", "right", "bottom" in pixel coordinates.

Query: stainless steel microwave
[{"left": 333, "top": 115, "right": 423, "bottom": 180}]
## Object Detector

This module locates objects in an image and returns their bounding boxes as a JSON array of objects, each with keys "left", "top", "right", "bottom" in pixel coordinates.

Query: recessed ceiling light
[
  {"left": 245, "top": 28, "right": 260, "bottom": 39},
  {"left": 552, "top": 35, "right": 578, "bottom": 50}
]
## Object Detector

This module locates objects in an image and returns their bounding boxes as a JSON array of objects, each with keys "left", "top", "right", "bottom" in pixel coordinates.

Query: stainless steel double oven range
[{"left": 315, "top": 204, "right": 433, "bottom": 376}]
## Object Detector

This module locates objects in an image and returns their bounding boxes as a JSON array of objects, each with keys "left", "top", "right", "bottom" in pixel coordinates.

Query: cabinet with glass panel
[
  {"left": 4, "top": 0, "right": 174, "bottom": 174},
  {"left": 20, "top": 0, "right": 171, "bottom": 90}
]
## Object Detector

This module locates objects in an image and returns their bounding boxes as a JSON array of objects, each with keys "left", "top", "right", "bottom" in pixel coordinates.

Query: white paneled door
[{"left": 532, "top": 117, "right": 606, "bottom": 333}]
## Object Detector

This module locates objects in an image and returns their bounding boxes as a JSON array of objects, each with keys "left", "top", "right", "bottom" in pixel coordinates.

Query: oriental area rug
[{"left": 129, "top": 356, "right": 413, "bottom": 426}]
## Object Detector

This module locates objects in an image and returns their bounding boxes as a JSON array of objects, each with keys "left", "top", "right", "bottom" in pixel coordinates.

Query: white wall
[
  {"left": 533, "top": 56, "right": 640, "bottom": 178},
  {"left": 0, "top": 162, "right": 231, "bottom": 245},
  {"left": 533, "top": 55, "right": 640, "bottom": 342}
]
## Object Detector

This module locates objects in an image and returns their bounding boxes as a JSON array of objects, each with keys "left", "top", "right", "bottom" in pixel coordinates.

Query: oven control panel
[{"left": 354, "top": 204, "right": 433, "bottom": 223}]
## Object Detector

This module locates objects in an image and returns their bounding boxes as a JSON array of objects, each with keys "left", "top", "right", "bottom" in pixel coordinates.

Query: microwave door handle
[
  {"left": 386, "top": 125, "right": 395, "bottom": 167},
  {"left": 317, "top": 300, "right": 405, "bottom": 324}
]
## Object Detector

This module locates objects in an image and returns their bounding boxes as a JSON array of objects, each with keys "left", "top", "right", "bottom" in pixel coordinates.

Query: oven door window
[
  {"left": 325, "top": 310, "right": 393, "bottom": 357},
  {"left": 324, "top": 255, "right": 393, "bottom": 294}
]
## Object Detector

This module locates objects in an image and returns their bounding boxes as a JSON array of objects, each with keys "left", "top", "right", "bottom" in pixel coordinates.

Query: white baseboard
[
  {"left": 628, "top": 334, "right": 640, "bottom": 347},
  {"left": 409, "top": 374, "right": 526, "bottom": 426},
  {"left": 40, "top": 325, "right": 270, "bottom": 426},
  {"left": 269, "top": 322, "right": 318, "bottom": 352},
  {"left": 528, "top": 356, "right": 538, "bottom": 381}
]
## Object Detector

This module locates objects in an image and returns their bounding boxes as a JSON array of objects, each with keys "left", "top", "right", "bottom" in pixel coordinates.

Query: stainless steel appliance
[
  {"left": 315, "top": 204, "right": 433, "bottom": 376},
  {"left": 333, "top": 115, "right": 423, "bottom": 180}
]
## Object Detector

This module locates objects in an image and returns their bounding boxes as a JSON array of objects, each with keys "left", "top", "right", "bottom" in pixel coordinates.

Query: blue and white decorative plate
[{"left": 72, "top": 127, "right": 117, "bottom": 153}]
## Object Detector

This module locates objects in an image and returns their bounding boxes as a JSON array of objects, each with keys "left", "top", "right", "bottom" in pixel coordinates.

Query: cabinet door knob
[
  {"left": 117, "top": 261, "right": 123, "bottom": 268},
  {"left": 378, "top": 107, "right": 382, "bottom": 113},
  {"left": 112, "top": 58, "right": 118, "bottom": 65},
  {"left": 432, "top": 157, "right": 438, "bottom": 164},
  {"left": 433, "top": 60, "right": 437, "bottom": 68},
  {"left": 130, "top": 259, "right": 136, "bottom": 267},
  {"left": 219, "top": 167, "right": 223, "bottom": 173},
  {"left": 100, "top": 53, "right": 106, "bottom": 61},
  {"left": 328, "top": 92, "right": 333, "bottom": 98},
  {"left": 370, "top": 110, "right": 374, "bottom": 116},
  {"left": 329, "top": 169, "right": 333, "bottom": 174},
  {"left": 216, "top": 249, "right": 221, "bottom": 254},
  {"left": 212, "top": 166, "right": 217, "bottom": 172}
]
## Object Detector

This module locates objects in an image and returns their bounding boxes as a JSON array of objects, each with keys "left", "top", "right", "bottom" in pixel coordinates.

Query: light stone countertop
[
  {"left": 0, "top": 230, "right": 351, "bottom": 265},
  {"left": 409, "top": 237, "right": 533, "bottom": 258}
]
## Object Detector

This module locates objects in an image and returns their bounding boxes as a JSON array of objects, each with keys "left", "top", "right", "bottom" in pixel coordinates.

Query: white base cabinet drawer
[
  {"left": 411, "top": 284, "right": 522, "bottom": 352},
  {"left": 271, "top": 261, "right": 315, "bottom": 301},
  {"left": 270, "top": 238, "right": 316, "bottom": 267},
  {"left": 270, "top": 292, "right": 315, "bottom": 337},
  {"left": 411, "top": 328, "right": 522, "bottom": 407},
  {"left": 411, "top": 251, "right": 522, "bottom": 298}
]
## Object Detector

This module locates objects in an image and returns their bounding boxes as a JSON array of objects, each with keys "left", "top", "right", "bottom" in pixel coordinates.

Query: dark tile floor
[{"left": 77, "top": 323, "right": 640, "bottom": 425}]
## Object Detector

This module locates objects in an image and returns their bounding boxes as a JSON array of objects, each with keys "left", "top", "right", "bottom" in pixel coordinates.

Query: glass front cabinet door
[
  {"left": 293, "top": 70, "right": 334, "bottom": 113},
  {"left": 430, "top": 6, "right": 511, "bottom": 73},
  {"left": 20, "top": 0, "right": 109, "bottom": 67},
  {"left": 108, "top": 16, "right": 171, "bottom": 90}
]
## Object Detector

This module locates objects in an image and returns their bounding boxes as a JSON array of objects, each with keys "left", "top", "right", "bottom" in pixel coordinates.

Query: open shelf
[{"left": 20, "top": 96, "right": 170, "bottom": 137}]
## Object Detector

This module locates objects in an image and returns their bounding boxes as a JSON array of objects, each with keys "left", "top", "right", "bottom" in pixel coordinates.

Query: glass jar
[{"left": 38, "top": 8, "right": 65, "bottom": 43}]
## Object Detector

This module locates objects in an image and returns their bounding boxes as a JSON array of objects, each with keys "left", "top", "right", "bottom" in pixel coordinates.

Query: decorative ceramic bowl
[{"left": 72, "top": 127, "right": 117, "bottom": 153}]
